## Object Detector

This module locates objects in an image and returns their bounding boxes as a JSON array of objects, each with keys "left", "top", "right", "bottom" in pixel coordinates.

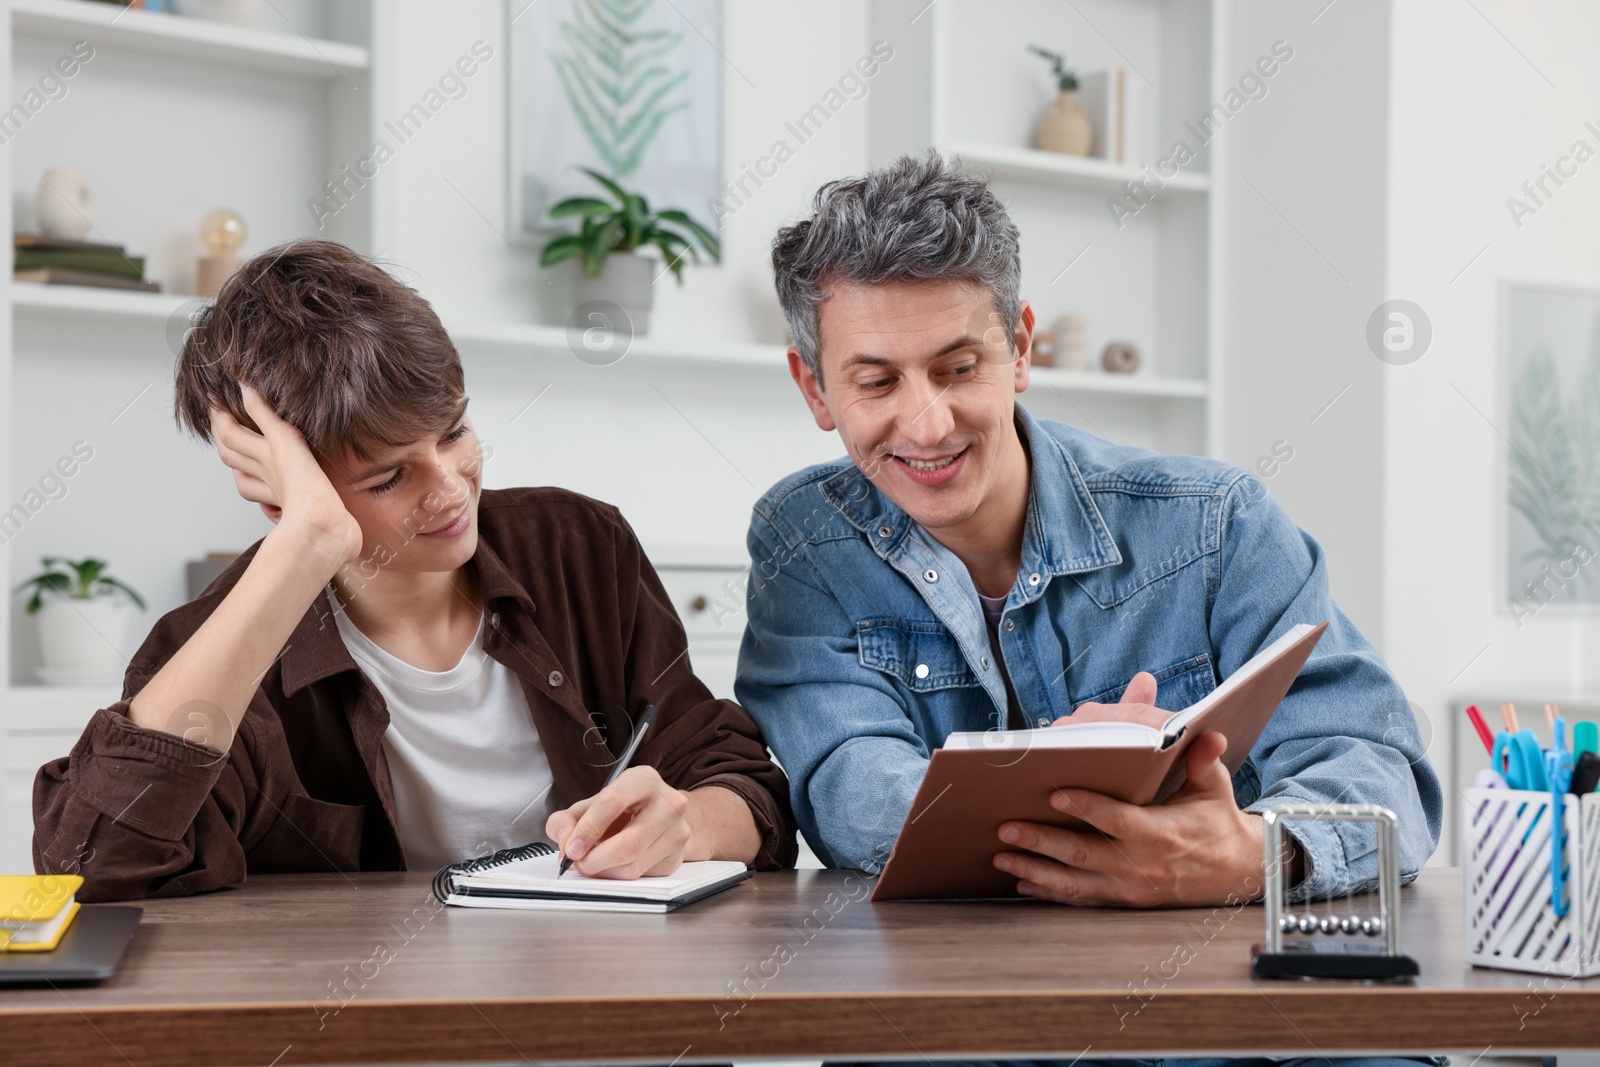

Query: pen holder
[{"left": 1463, "top": 786, "right": 1600, "bottom": 976}]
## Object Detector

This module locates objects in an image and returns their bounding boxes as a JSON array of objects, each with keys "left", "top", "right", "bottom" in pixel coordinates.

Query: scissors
[{"left": 1492, "top": 729, "right": 1548, "bottom": 791}]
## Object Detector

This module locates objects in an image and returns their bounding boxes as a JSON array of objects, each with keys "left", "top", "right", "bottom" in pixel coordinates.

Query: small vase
[
  {"left": 35, "top": 168, "right": 94, "bottom": 240},
  {"left": 571, "top": 253, "right": 656, "bottom": 336},
  {"left": 1036, "top": 90, "right": 1093, "bottom": 156}
]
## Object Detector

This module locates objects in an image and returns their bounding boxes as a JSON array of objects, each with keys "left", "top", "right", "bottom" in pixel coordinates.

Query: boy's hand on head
[{"left": 210, "top": 384, "right": 362, "bottom": 568}]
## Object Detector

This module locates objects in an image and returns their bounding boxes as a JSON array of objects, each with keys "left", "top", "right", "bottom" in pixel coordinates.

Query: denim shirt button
[
  {"left": 1003, "top": 619, "right": 1015, "bottom": 631},
  {"left": 1027, "top": 573, "right": 1041, "bottom": 586},
  {"left": 1037, "top": 716, "right": 1049, "bottom": 727},
  {"left": 980, "top": 655, "right": 991, "bottom": 669},
  {"left": 923, "top": 569, "right": 938, "bottom": 583},
  {"left": 878, "top": 525, "right": 893, "bottom": 538},
  {"left": 914, "top": 663, "right": 930, "bottom": 679}
]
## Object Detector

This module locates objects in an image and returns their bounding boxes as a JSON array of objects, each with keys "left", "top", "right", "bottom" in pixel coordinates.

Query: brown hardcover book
[
  {"left": 870, "top": 621, "right": 1329, "bottom": 901},
  {"left": 14, "top": 267, "right": 160, "bottom": 293}
]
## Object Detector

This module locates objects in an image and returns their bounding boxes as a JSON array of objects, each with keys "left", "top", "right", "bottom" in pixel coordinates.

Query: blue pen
[{"left": 1546, "top": 717, "right": 1573, "bottom": 917}]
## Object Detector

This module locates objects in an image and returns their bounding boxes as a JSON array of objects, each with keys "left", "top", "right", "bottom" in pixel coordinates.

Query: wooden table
[{"left": 0, "top": 868, "right": 1594, "bottom": 1066}]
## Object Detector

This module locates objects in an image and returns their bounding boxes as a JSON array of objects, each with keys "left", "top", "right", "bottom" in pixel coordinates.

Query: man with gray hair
[{"left": 737, "top": 153, "right": 1442, "bottom": 1064}]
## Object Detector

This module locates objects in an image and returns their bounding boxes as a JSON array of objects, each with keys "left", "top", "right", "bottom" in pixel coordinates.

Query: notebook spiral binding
[{"left": 431, "top": 841, "right": 556, "bottom": 903}]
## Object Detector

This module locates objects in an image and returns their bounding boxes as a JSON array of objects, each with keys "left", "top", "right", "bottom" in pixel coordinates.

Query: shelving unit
[
  {"left": 12, "top": 0, "right": 369, "bottom": 78},
  {"left": 946, "top": 141, "right": 1211, "bottom": 196},
  {"left": 0, "top": 0, "right": 379, "bottom": 874},
  {"left": 5, "top": 290, "right": 1208, "bottom": 398},
  {"left": 869, "top": 0, "right": 1224, "bottom": 460}
]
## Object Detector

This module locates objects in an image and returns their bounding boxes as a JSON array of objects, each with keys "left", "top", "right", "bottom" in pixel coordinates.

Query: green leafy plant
[
  {"left": 540, "top": 167, "right": 720, "bottom": 283},
  {"left": 1508, "top": 317, "right": 1600, "bottom": 596},
  {"left": 552, "top": 0, "right": 689, "bottom": 179},
  {"left": 12, "top": 557, "right": 146, "bottom": 614},
  {"left": 1029, "top": 45, "right": 1079, "bottom": 92}
]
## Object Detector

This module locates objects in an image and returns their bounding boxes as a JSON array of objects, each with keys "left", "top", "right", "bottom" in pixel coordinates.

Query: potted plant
[
  {"left": 1029, "top": 45, "right": 1092, "bottom": 157},
  {"left": 539, "top": 168, "right": 720, "bottom": 336},
  {"left": 13, "top": 557, "right": 146, "bottom": 685}
]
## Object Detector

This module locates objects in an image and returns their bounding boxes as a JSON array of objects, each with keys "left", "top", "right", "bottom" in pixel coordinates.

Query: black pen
[{"left": 558, "top": 704, "right": 660, "bottom": 878}]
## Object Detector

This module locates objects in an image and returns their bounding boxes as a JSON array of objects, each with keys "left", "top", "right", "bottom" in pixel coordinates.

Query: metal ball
[
  {"left": 1360, "top": 917, "right": 1383, "bottom": 937},
  {"left": 1339, "top": 915, "right": 1361, "bottom": 935},
  {"left": 1318, "top": 915, "right": 1340, "bottom": 935},
  {"left": 1279, "top": 915, "right": 1298, "bottom": 934},
  {"left": 1297, "top": 914, "right": 1319, "bottom": 934}
]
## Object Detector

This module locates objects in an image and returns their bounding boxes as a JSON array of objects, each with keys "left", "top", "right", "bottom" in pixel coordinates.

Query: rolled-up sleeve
[
  {"left": 1210, "top": 474, "right": 1444, "bottom": 900},
  {"left": 33, "top": 690, "right": 264, "bottom": 902}
]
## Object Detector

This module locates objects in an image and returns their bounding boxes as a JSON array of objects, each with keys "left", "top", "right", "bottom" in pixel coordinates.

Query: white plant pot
[
  {"left": 571, "top": 254, "right": 657, "bottom": 336},
  {"left": 35, "top": 597, "right": 131, "bottom": 685}
]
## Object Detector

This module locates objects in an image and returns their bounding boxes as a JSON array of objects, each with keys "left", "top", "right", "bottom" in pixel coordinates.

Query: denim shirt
[{"left": 735, "top": 404, "right": 1442, "bottom": 901}]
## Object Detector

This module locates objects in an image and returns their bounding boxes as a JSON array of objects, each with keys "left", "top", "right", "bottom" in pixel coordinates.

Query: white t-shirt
[{"left": 327, "top": 589, "right": 559, "bottom": 871}]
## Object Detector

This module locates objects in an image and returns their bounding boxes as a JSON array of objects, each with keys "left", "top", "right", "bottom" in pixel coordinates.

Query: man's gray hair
[{"left": 771, "top": 151, "right": 1021, "bottom": 379}]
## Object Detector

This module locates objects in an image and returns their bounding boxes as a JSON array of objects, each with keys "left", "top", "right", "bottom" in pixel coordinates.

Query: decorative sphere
[
  {"left": 1340, "top": 915, "right": 1361, "bottom": 935},
  {"left": 1361, "top": 917, "right": 1383, "bottom": 936},
  {"left": 1279, "top": 915, "right": 1297, "bottom": 934},
  {"left": 1318, "top": 915, "right": 1340, "bottom": 935},
  {"left": 201, "top": 208, "right": 247, "bottom": 256},
  {"left": 1297, "top": 914, "right": 1318, "bottom": 934}
]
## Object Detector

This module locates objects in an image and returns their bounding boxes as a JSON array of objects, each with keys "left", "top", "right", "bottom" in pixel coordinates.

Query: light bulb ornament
[{"left": 196, "top": 208, "right": 247, "bottom": 299}]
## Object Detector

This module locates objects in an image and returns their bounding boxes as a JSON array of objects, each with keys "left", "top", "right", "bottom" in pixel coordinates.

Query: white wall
[
  {"left": 1384, "top": 0, "right": 1600, "bottom": 859},
  {"left": 1217, "top": 0, "right": 1391, "bottom": 646},
  {"left": 371, "top": 0, "right": 872, "bottom": 560}
]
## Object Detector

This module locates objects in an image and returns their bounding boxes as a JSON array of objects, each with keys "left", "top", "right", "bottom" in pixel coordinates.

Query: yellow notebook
[{"left": 0, "top": 875, "right": 83, "bottom": 952}]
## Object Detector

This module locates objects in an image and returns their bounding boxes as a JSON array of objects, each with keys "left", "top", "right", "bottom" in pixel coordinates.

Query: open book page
[{"left": 940, "top": 622, "right": 1319, "bottom": 752}]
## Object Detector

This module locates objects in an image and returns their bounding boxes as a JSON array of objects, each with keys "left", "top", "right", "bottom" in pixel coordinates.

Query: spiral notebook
[{"left": 432, "top": 843, "right": 752, "bottom": 913}]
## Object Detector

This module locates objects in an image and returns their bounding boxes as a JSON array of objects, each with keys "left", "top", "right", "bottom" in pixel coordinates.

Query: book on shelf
[
  {"left": 14, "top": 267, "right": 161, "bottom": 293},
  {"left": 15, "top": 249, "right": 146, "bottom": 281},
  {"left": 14, "top": 234, "right": 127, "bottom": 254},
  {"left": 1078, "top": 68, "right": 1153, "bottom": 165}
]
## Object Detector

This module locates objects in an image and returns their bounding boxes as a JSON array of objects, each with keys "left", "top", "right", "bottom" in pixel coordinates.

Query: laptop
[{"left": 0, "top": 906, "right": 141, "bottom": 984}]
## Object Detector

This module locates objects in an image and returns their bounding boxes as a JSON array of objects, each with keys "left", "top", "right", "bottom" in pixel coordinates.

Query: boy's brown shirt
[{"left": 33, "top": 487, "right": 797, "bottom": 901}]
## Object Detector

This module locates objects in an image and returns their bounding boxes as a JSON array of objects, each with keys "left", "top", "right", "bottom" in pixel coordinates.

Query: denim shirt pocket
[
  {"left": 1078, "top": 652, "right": 1217, "bottom": 711},
  {"left": 857, "top": 618, "right": 981, "bottom": 691}
]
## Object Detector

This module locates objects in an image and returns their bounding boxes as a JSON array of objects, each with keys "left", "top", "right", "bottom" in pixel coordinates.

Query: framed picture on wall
[
  {"left": 507, "top": 0, "right": 724, "bottom": 241},
  {"left": 1500, "top": 280, "right": 1600, "bottom": 622}
]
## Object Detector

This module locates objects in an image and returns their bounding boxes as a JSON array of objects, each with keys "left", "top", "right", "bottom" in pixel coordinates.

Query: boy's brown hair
[{"left": 174, "top": 238, "right": 466, "bottom": 468}]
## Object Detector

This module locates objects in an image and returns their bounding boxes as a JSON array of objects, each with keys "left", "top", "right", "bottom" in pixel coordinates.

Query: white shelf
[
  {"left": 11, "top": 282, "right": 195, "bottom": 323},
  {"left": 449, "top": 319, "right": 781, "bottom": 373},
  {"left": 948, "top": 142, "right": 1210, "bottom": 196},
  {"left": 7, "top": 294, "right": 1208, "bottom": 399},
  {"left": 12, "top": 0, "right": 369, "bottom": 80},
  {"left": 1030, "top": 367, "right": 1207, "bottom": 399},
  {"left": 450, "top": 319, "right": 1206, "bottom": 399}
]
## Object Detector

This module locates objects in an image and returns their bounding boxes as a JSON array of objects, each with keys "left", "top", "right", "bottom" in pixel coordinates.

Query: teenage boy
[
  {"left": 35, "top": 239, "right": 795, "bottom": 900},
  {"left": 737, "top": 152, "right": 1441, "bottom": 911}
]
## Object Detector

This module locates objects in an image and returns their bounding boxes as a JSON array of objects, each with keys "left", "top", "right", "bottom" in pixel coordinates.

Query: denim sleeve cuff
[
  {"left": 78, "top": 704, "right": 229, "bottom": 842},
  {"left": 1245, "top": 796, "right": 1349, "bottom": 902}
]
